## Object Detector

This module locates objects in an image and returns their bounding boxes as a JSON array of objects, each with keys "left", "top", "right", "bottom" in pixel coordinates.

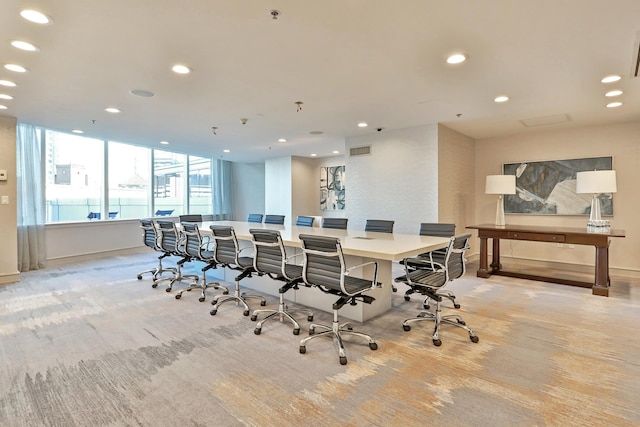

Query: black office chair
[
  {"left": 209, "top": 225, "right": 266, "bottom": 316},
  {"left": 249, "top": 229, "right": 313, "bottom": 335},
  {"left": 295, "top": 216, "right": 315, "bottom": 227},
  {"left": 247, "top": 213, "right": 263, "bottom": 223},
  {"left": 322, "top": 218, "right": 348, "bottom": 230},
  {"left": 175, "top": 222, "right": 228, "bottom": 301},
  {"left": 298, "top": 234, "right": 379, "bottom": 365},
  {"left": 395, "top": 234, "right": 478, "bottom": 347},
  {"left": 264, "top": 214, "right": 285, "bottom": 225},
  {"left": 201, "top": 214, "right": 214, "bottom": 221},
  {"left": 137, "top": 219, "right": 177, "bottom": 283},
  {"left": 179, "top": 214, "right": 203, "bottom": 222},
  {"left": 365, "top": 219, "right": 395, "bottom": 233},
  {"left": 154, "top": 220, "right": 199, "bottom": 292}
]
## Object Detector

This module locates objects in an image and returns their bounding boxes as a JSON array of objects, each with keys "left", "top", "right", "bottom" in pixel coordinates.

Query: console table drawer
[{"left": 507, "top": 232, "right": 565, "bottom": 243}]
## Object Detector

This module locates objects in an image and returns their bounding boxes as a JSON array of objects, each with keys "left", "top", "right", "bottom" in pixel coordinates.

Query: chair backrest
[
  {"left": 179, "top": 214, "right": 203, "bottom": 222},
  {"left": 247, "top": 213, "right": 263, "bottom": 223},
  {"left": 444, "top": 234, "right": 472, "bottom": 282},
  {"left": 201, "top": 214, "right": 214, "bottom": 221},
  {"left": 209, "top": 225, "right": 240, "bottom": 265},
  {"left": 299, "top": 234, "right": 345, "bottom": 291},
  {"left": 419, "top": 223, "right": 456, "bottom": 237},
  {"left": 140, "top": 219, "right": 157, "bottom": 250},
  {"left": 181, "top": 222, "right": 205, "bottom": 259},
  {"left": 365, "top": 219, "right": 394, "bottom": 233},
  {"left": 264, "top": 214, "right": 285, "bottom": 225},
  {"left": 87, "top": 212, "right": 100, "bottom": 220},
  {"left": 295, "top": 216, "right": 315, "bottom": 227},
  {"left": 155, "top": 209, "right": 174, "bottom": 216},
  {"left": 108, "top": 211, "right": 118, "bottom": 219},
  {"left": 156, "top": 220, "right": 178, "bottom": 254},
  {"left": 249, "top": 229, "right": 287, "bottom": 277},
  {"left": 322, "top": 217, "right": 348, "bottom": 230}
]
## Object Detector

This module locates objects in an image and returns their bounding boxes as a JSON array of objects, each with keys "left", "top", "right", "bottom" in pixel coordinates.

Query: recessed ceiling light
[
  {"left": 446, "top": 53, "right": 467, "bottom": 64},
  {"left": 72, "top": 129, "right": 84, "bottom": 134},
  {"left": 0, "top": 105, "right": 7, "bottom": 110},
  {"left": 4, "top": 64, "right": 28, "bottom": 73},
  {"left": 606, "top": 102, "right": 622, "bottom": 108},
  {"left": 494, "top": 95, "right": 509, "bottom": 103},
  {"left": 0, "top": 94, "right": 13, "bottom": 100},
  {"left": 0, "top": 80, "right": 17, "bottom": 87},
  {"left": 172, "top": 64, "right": 191, "bottom": 74},
  {"left": 278, "top": 138, "right": 287, "bottom": 143},
  {"left": 310, "top": 153, "right": 317, "bottom": 157},
  {"left": 605, "top": 90, "right": 623, "bottom": 97},
  {"left": 20, "top": 9, "right": 52, "bottom": 24},
  {"left": 105, "top": 107, "right": 120, "bottom": 113},
  {"left": 223, "top": 149, "right": 230, "bottom": 153},
  {"left": 10, "top": 40, "right": 39, "bottom": 51},
  {"left": 332, "top": 150, "right": 339, "bottom": 154},
  {"left": 358, "top": 122, "right": 368, "bottom": 128},
  {"left": 601, "top": 75, "right": 621, "bottom": 83},
  {"left": 129, "top": 89, "right": 155, "bottom": 98},
  {"left": 160, "top": 141, "right": 169, "bottom": 145}
]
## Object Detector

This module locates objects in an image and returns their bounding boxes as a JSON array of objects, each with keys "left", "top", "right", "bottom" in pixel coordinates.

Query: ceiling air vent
[{"left": 349, "top": 145, "right": 371, "bottom": 156}]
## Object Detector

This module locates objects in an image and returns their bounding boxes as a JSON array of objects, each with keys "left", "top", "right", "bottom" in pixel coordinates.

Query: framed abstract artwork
[
  {"left": 320, "top": 166, "right": 345, "bottom": 210},
  {"left": 503, "top": 156, "right": 613, "bottom": 215}
]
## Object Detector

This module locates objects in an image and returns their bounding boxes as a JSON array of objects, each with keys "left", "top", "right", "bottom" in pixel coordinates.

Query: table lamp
[
  {"left": 485, "top": 175, "right": 516, "bottom": 226},
  {"left": 575, "top": 170, "right": 617, "bottom": 227}
]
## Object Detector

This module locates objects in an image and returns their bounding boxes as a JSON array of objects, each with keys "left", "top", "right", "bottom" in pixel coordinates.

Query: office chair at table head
[
  {"left": 321, "top": 217, "right": 348, "bottom": 230},
  {"left": 295, "top": 216, "right": 315, "bottom": 227},
  {"left": 365, "top": 219, "right": 394, "bottom": 233},
  {"left": 264, "top": 214, "right": 285, "bottom": 225},
  {"left": 247, "top": 213, "right": 263, "bottom": 223}
]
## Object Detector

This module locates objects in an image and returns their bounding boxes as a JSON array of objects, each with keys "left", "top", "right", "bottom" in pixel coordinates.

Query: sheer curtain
[
  {"left": 16, "top": 123, "right": 46, "bottom": 271},
  {"left": 212, "top": 159, "right": 233, "bottom": 220}
]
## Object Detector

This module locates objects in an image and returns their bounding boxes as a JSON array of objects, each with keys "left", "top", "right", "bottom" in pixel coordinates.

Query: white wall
[
  {"left": 264, "top": 157, "right": 292, "bottom": 222},
  {"left": 345, "top": 124, "right": 439, "bottom": 234},
  {"left": 475, "top": 120, "right": 640, "bottom": 275},
  {"left": 0, "top": 116, "right": 18, "bottom": 283},
  {"left": 291, "top": 156, "right": 321, "bottom": 220},
  {"left": 231, "top": 162, "right": 265, "bottom": 221}
]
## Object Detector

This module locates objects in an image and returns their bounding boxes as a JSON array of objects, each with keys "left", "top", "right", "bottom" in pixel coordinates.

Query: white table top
[{"left": 199, "top": 221, "right": 450, "bottom": 261}]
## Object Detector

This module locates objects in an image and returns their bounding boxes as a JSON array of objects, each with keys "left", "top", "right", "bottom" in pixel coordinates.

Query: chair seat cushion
[
  {"left": 395, "top": 268, "right": 446, "bottom": 289},
  {"left": 238, "top": 256, "right": 254, "bottom": 269},
  {"left": 284, "top": 263, "right": 303, "bottom": 279}
]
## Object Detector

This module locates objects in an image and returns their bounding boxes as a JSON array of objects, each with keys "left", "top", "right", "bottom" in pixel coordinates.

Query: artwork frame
[
  {"left": 503, "top": 156, "right": 613, "bottom": 216},
  {"left": 320, "top": 165, "right": 345, "bottom": 210}
]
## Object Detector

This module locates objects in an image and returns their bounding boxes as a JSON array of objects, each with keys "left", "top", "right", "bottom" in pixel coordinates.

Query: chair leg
[
  {"left": 251, "top": 289, "right": 313, "bottom": 336},
  {"left": 174, "top": 264, "right": 227, "bottom": 302},
  {"left": 402, "top": 300, "right": 478, "bottom": 346},
  {"left": 210, "top": 277, "right": 265, "bottom": 317},
  {"left": 163, "top": 259, "right": 199, "bottom": 293},
  {"left": 299, "top": 309, "right": 377, "bottom": 365}
]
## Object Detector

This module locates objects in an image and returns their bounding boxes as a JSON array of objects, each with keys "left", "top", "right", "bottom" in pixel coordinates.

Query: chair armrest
[
  {"left": 285, "top": 252, "right": 304, "bottom": 263},
  {"left": 345, "top": 261, "right": 379, "bottom": 288}
]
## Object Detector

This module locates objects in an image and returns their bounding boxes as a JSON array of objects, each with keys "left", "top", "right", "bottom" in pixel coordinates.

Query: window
[
  {"left": 108, "top": 142, "right": 151, "bottom": 219},
  {"left": 153, "top": 149, "right": 185, "bottom": 216},
  {"left": 188, "top": 155, "right": 212, "bottom": 214},
  {"left": 45, "top": 130, "right": 104, "bottom": 222}
]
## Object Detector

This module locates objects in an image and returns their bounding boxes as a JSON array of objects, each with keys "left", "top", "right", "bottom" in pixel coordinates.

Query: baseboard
[
  {"left": 46, "top": 246, "right": 148, "bottom": 267},
  {"left": 0, "top": 272, "right": 20, "bottom": 285}
]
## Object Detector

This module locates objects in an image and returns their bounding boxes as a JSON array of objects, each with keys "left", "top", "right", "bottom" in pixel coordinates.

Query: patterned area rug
[{"left": 1, "top": 254, "right": 638, "bottom": 426}]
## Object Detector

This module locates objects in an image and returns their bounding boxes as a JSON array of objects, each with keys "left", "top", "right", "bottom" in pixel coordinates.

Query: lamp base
[
  {"left": 586, "top": 194, "right": 609, "bottom": 227},
  {"left": 495, "top": 195, "right": 506, "bottom": 227}
]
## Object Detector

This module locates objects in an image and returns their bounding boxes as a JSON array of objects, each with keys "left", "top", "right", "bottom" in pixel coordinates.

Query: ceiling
[{"left": 1, "top": 0, "right": 639, "bottom": 163}]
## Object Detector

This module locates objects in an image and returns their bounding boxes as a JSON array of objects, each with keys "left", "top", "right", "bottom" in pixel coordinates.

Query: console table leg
[
  {"left": 477, "top": 237, "right": 491, "bottom": 278},
  {"left": 490, "top": 238, "right": 502, "bottom": 271},
  {"left": 593, "top": 244, "right": 610, "bottom": 297}
]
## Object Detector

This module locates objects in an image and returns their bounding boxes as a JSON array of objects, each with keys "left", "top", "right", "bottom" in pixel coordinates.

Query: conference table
[{"left": 198, "top": 221, "right": 451, "bottom": 321}]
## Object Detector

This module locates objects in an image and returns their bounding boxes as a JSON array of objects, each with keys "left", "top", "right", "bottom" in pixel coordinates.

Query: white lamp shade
[
  {"left": 576, "top": 170, "right": 617, "bottom": 194},
  {"left": 485, "top": 175, "right": 516, "bottom": 194}
]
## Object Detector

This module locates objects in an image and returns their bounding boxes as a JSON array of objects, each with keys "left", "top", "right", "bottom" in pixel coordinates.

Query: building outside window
[
  {"left": 108, "top": 141, "right": 151, "bottom": 219},
  {"left": 188, "top": 155, "right": 212, "bottom": 214},
  {"left": 153, "top": 149, "right": 185, "bottom": 216}
]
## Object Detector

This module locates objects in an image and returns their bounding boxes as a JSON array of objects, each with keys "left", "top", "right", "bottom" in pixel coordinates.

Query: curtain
[
  {"left": 16, "top": 123, "right": 46, "bottom": 271},
  {"left": 212, "top": 159, "right": 233, "bottom": 220}
]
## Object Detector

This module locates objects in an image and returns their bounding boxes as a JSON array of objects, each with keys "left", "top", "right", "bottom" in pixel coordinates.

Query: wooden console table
[{"left": 466, "top": 224, "right": 625, "bottom": 297}]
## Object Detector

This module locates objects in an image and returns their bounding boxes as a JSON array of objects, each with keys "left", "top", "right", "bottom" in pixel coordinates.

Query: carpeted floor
[{"left": 1, "top": 253, "right": 639, "bottom": 427}]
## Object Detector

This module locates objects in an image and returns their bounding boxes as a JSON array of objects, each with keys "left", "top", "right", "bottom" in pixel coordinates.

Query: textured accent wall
[
  {"left": 0, "top": 116, "right": 18, "bottom": 283},
  {"left": 345, "top": 125, "right": 438, "bottom": 234}
]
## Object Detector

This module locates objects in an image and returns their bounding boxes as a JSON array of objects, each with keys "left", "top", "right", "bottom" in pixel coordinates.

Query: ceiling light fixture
[
  {"left": 172, "top": 64, "right": 191, "bottom": 74},
  {"left": 605, "top": 89, "right": 623, "bottom": 97},
  {"left": 601, "top": 75, "right": 621, "bottom": 83},
  {"left": 494, "top": 95, "right": 509, "bottom": 103},
  {"left": 0, "top": 94, "right": 13, "bottom": 100},
  {"left": 358, "top": 122, "right": 368, "bottom": 128},
  {"left": 295, "top": 101, "right": 303, "bottom": 112},
  {"left": 278, "top": 138, "right": 287, "bottom": 142},
  {"left": 20, "top": 9, "right": 52, "bottom": 24},
  {"left": 332, "top": 150, "right": 339, "bottom": 154},
  {"left": 4, "top": 64, "right": 28, "bottom": 73},
  {"left": 310, "top": 153, "right": 317, "bottom": 157},
  {"left": 72, "top": 129, "right": 84, "bottom": 134},
  {"left": 606, "top": 102, "right": 622, "bottom": 108},
  {"left": 10, "top": 40, "right": 39, "bottom": 51},
  {"left": 160, "top": 141, "right": 169, "bottom": 145},
  {"left": 104, "top": 107, "right": 120, "bottom": 113},
  {"left": 270, "top": 9, "right": 280, "bottom": 20},
  {"left": 447, "top": 53, "right": 467, "bottom": 64},
  {"left": 0, "top": 80, "right": 17, "bottom": 87},
  {"left": 309, "top": 131, "right": 323, "bottom": 135},
  {"left": 0, "top": 105, "right": 7, "bottom": 110},
  {"left": 223, "top": 149, "right": 230, "bottom": 153}
]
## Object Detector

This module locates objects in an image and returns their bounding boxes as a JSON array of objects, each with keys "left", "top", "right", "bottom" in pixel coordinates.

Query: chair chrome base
[
  {"left": 175, "top": 280, "right": 227, "bottom": 302},
  {"left": 251, "top": 291, "right": 313, "bottom": 335},
  {"left": 299, "top": 310, "right": 377, "bottom": 365},
  {"left": 210, "top": 279, "right": 266, "bottom": 317},
  {"left": 140, "top": 255, "right": 178, "bottom": 286},
  {"left": 155, "top": 260, "right": 199, "bottom": 293},
  {"left": 402, "top": 303, "right": 478, "bottom": 347},
  {"left": 404, "top": 288, "right": 461, "bottom": 310}
]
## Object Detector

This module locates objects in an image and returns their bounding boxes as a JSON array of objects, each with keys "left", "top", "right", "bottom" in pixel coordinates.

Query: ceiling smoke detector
[{"left": 270, "top": 10, "right": 280, "bottom": 20}]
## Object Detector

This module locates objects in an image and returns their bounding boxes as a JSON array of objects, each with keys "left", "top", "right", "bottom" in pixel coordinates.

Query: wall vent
[{"left": 349, "top": 145, "right": 371, "bottom": 156}]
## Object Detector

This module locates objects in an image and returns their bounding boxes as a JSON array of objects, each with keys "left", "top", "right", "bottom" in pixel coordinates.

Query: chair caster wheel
[
  {"left": 299, "top": 346, "right": 306, "bottom": 354},
  {"left": 137, "top": 275, "right": 143, "bottom": 280},
  {"left": 454, "top": 303, "right": 461, "bottom": 309},
  {"left": 210, "top": 309, "right": 217, "bottom": 315},
  {"left": 339, "top": 356, "right": 348, "bottom": 365},
  {"left": 404, "top": 296, "right": 410, "bottom": 302},
  {"left": 433, "top": 339, "right": 442, "bottom": 347},
  {"left": 369, "top": 342, "right": 378, "bottom": 350},
  {"left": 152, "top": 283, "right": 158, "bottom": 288},
  {"left": 293, "top": 328, "right": 300, "bottom": 335},
  {"left": 165, "top": 288, "right": 171, "bottom": 292},
  {"left": 403, "top": 325, "right": 411, "bottom": 332},
  {"left": 309, "top": 328, "right": 315, "bottom": 335},
  {"left": 243, "top": 310, "right": 250, "bottom": 316},
  {"left": 457, "top": 319, "right": 466, "bottom": 326},
  {"left": 175, "top": 294, "right": 181, "bottom": 300},
  {"left": 307, "top": 315, "right": 314, "bottom": 322},
  {"left": 198, "top": 297, "right": 205, "bottom": 302},
  {"left": 260, "top": 301, "right": 266, "bottom": 306},
  {"left": 392, "top": 286, "right": 397, "bottom": 293},
  {"left": 222, "top": 290, "right": 229, "bottom": 295},
  {"left": 423, "top": 304, "right": 430, "bottom": 310},
  {"left": 250, "top": 314, "right": 257, "bottom": 321},
  {"left": 254, "top": 328, "right": 261, "bottom": 335},
  {"left": 470, "top": 335, "right": 479, "bottom": 343}
]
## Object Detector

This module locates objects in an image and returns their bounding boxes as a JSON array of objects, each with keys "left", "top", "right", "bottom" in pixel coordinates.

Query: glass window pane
[
  {"left": 108, "top": 142, "right": 151, "bottom": 219},
  {"left": 45, "top": 130, "right": 104, "bottom": 222},
  {"left": 153, "top": 149, "right": 185, "bottom": 216},
  {"left": 189, "top": 156, "right": 212, "bottom": 214}
]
